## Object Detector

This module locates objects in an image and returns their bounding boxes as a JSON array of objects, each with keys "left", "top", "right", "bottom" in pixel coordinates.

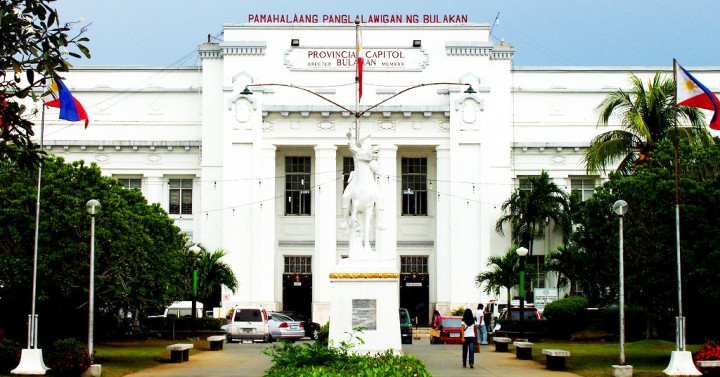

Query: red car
[{"left": 437, "top": 316, "right": 465, "bottom": 344}]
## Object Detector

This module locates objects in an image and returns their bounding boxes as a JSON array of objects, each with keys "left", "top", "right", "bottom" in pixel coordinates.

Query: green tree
[
  {"left": 584, "top": 72, "right": 710, "bottom": 175},
  {"left": 544, "top": 242, "right": 587, "bottom": 297},
  {"left": 181, "top": 246, "right": 238, "bottom": 312},
  {"left": 1, "top": 1, "right": 90, "bottom": 166},
  {"left": 0, "top": 156, "right": 186, "bottom": 340},
  {"left": 572, "top": 139, "right": 720, "bottom": 340},
  {"left": 475, "top": 246, "right": 535, "bottom": 305},
  {"left": 495, "top": 170, "right": 570, "bottom": 256}
]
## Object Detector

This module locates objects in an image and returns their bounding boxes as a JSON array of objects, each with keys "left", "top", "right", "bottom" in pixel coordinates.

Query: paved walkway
[{"left": 124, "top": 340, "right": 582, "bottom": 377}]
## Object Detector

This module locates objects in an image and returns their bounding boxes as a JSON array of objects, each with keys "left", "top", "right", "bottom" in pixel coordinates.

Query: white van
[
  {"left": 225, "top": 306, "right": 270, "bottom": 343},
  {"left": 149, "top": 301, "right": 204, "bottom": 318}
]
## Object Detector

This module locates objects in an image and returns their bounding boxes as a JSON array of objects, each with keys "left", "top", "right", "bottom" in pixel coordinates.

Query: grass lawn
[
  {"left": 0, "top": 339, "right": 208, "bottom": 377},
  {"left": 533, "top": 339, "right": 703, "bottom": 377},
  {"left": 93, "top": 339, "right": 209, "bottom": 377}
]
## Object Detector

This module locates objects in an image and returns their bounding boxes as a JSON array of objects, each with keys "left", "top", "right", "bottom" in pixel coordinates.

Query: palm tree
[
  {"left": 475, "top": 246, "right": 535, "bottom": 305},
  {"left": 585, "top": 72, "right": 710, "bottom": 175},
  {"left": 495, "top": 170, "right": 570, "bottom": 256},
  {"left": 184, "top": 245, "right": 238, "bottom": 311},
  {"left": 544, "top": 242, "right": 587, "bottom": 296}
]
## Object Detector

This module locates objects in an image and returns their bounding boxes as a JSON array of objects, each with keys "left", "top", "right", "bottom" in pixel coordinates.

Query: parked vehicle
[
  {"left": 225, "top": 306, "right": 269, "bottom": 342},
  {"left": 498, "top": 304, "right": 543, "bottom": 321},
  {"left": 147, "top": 301, "right": 203, "bottom": 318},
  {"left": 268, "top": 312, "right": 305, "bottom": 342},
  {"left": 399, "top": 308, "right": 413, "bottom": 344},
  {"left": 275, "top": 310, "right": 321, "bottom": 340},
  {"left": 434, "top": 316, "right": 464, "bottom": 345}
]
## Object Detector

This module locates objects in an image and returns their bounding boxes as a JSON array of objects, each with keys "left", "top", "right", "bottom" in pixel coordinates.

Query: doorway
[
  {"left": 400, "top": 256, "right": 429, "bottom": 326},
  {"left": 282, "top": 256, "right": 312, "bottom": 319}
]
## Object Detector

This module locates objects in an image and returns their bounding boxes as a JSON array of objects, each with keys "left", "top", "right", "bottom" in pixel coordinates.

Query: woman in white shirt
[{"left": 460, "top": 308, "right": 477, "bottom": 368}]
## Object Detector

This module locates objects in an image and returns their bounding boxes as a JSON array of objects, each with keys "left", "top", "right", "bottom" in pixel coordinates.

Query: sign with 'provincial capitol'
[{"left": 285, "top": 48, "right": 428, "bottom": 72}]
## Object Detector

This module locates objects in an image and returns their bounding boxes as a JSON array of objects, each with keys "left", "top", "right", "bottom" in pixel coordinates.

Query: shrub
[
  {"left": 599, "top": 305, "right": 648, "bottom": 340},
  {"left": 543, "top": 296, "right": 588, "bottom": 338},
  {"left": 0, "top": 339, "right": 22, "bottom": 374},
  {"left": 263, "top": 332, "right": 430, "bottom": 377},
  {"left": 45, "top": 338, "right": 91, "bottom": 376},
  {"left": 316, "top": 321, "right": 329, "bottom": 346},
  {"left": 450, "top": 307, "right": 465, "bottom": 316}
]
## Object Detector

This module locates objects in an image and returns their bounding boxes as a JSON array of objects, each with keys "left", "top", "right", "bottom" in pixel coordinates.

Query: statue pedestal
[{"left": 329, "top": 256, "right": 401, "bottom": 355}]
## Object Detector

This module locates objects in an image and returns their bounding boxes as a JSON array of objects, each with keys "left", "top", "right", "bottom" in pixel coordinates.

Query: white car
[
  {"left": 225, "top": 306, "right": 270, "bottom": 343},
  {"left": 268, "top": 312, "right": 305, "bottom": 342}
]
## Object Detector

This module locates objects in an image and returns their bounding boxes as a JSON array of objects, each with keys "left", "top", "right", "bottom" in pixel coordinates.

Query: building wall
[{"left": 29, "top": 23, "right": 720, "bottom": 325}]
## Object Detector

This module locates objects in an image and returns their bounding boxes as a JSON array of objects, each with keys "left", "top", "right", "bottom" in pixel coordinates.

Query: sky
[{"left": 54, "top": 0, "right": 720, "bottom": 68}]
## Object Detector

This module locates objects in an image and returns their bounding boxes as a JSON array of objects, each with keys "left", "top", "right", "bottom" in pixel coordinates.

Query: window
[
  {"left": 518, "top": 175, "right": 539, "bottom": 191},
  {"left": 401, "top": 256, "right": 428, "bottom": 274},
  {"left": 401, "top": 158, "right": 428, "bottom": 216},
  {"left": 117, "top": 177, "right": 141, "bottom": 190},
  {"left": 169, "top": 178, "right": 193, "bottom": 215},
  {"left": 342, "top": 157, "right": 354, "bottom": 190},
  {"left": 285, "top": 157, "right": 311, "bottom": 215},
  {"left": 284, "top": 256, "right": 312, "bottom": 274},
  {"left": 571, "top": 177, "right": 596, "bottom": 201}
]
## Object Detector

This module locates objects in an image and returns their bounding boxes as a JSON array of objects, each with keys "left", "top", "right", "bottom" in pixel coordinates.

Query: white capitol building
[{"left": 33, "top": 18, "right": 720, "bottom": 326}]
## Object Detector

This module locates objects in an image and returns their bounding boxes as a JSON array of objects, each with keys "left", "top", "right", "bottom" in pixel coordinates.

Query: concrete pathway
[{"left": 124, "top": 340, "right": 583, "bottom": 377}]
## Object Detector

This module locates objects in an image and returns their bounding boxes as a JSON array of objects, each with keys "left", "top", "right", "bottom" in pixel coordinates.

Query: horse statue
[{"left": 340, "top": 130, "right": 385, "bottom": 255}]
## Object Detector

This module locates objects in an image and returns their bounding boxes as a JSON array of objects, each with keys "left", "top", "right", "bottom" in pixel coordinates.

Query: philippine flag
[
  {"left": 677, "top": 63, "right": 720, "bottom": 130},
  {"left": 46, "top": 78, "right": 89, "bottom": 128}
]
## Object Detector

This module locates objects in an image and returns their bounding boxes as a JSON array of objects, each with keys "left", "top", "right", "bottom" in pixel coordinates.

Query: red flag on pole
[
  {"left": 357, "top": 29, "right": 363, "bottom": 102},
  {"left": 676, "top": 63, "right": 720, "bottom": 130},
  {"left": 46, "top": 78, "right": 90, "bottom": 128}
]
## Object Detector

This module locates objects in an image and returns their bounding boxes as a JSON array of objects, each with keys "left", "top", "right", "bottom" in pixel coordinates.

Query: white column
[
  {"left": 435, "top": 146, "right": 451, "bottom": 312},
  {"left": 313, "top": 144, "right": 337, "bottom": 322},
  {"left": 251, "top": 145, "right": 276, "bottom": 305},
  {"left": 376, "top": 145, "right": 398, "bottom": 261}
]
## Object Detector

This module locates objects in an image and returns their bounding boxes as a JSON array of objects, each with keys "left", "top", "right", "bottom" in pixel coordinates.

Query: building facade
[{"left": 30, "top": 20, "right": 720, "bottom": 326}]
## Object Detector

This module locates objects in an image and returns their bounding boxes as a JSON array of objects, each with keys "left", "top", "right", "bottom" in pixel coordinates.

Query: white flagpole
[
  {"left": 29, "top": 103, "right": 45, "bottom": 349},
  {"left": 663, "top": 59, "right": 701, "bottom": 376},
  {"left": 354, "top": 17, "right": 360, "bottom": 142}
]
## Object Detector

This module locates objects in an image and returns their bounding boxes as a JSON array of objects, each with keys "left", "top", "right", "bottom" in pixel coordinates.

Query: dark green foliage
[
  {"left": 45, "top": 338, "right": 91, "bottom": 376},
  {"left": 0, "top": 339, "right": 22, "bottom": 374},
  {"left": 145, "top": 317, "right": 222, "bottom": 332},
  {"left": 599, "top": 306, "right": 648, "bottom": 341},
  {"left": 572, "top": 139, "right": 720, "bottom": 341},
  {"left": 263, "top": 340, "right": 430, "bottom": 377},
  {"left": 543, "top": 296, "right": 589, "bottom": 338},
  {"left": 316, "top": 321, "right": 330, "bottom": 346},
  {"left": 0, "top": 156, "right": 188, "bottom": 342}
]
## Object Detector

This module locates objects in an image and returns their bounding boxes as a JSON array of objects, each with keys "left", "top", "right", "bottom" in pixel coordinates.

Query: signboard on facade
[
  {"left": 285, "top": 48, "right": 428, "bottom": 72},
  {"left": 533, "top": 288, "right": 559, "bottom": 312}
]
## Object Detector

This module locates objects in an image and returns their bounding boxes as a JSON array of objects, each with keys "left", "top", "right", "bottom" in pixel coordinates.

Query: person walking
[
  {"left": 430, "top": 309, "right": 444, "bottom": 344},
  {"left": 461, "top": 308, "right": 477, "bottom": 368},
  {"left": 476, "top": 303, "right": 488, "bottom": 345}
]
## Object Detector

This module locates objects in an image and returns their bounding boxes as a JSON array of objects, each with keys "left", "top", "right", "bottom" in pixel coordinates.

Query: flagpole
[
  {"left": 354, "top": 17, "right": 360, "bottom": 142},
  {"left": 671, "top": 59, "right": 685, "bottom": 352},
  {"left": 29, "top": 103, "right": 45, "bottom": 349},
  {"left": 663, "top": 59, "right": 701, "bottom": 376}
]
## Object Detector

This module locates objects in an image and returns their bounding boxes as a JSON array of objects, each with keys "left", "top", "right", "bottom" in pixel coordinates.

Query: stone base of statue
[{"left": 328, "top": 256, "right": 401, "bottom": 355}]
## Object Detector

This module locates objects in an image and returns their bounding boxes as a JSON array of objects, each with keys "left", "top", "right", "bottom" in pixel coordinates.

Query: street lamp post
[
  {"left": 188, "top": 245, "right": 202, "bottom": 339},
  {"left": 515, "top": 246, "right": 528, "bottom": 338},
  {"left": 85, "top": 199, "right": 101, "bottom": 358},
  {"left": 612, "top": 200, "right": 628, "bottom": 366}
]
